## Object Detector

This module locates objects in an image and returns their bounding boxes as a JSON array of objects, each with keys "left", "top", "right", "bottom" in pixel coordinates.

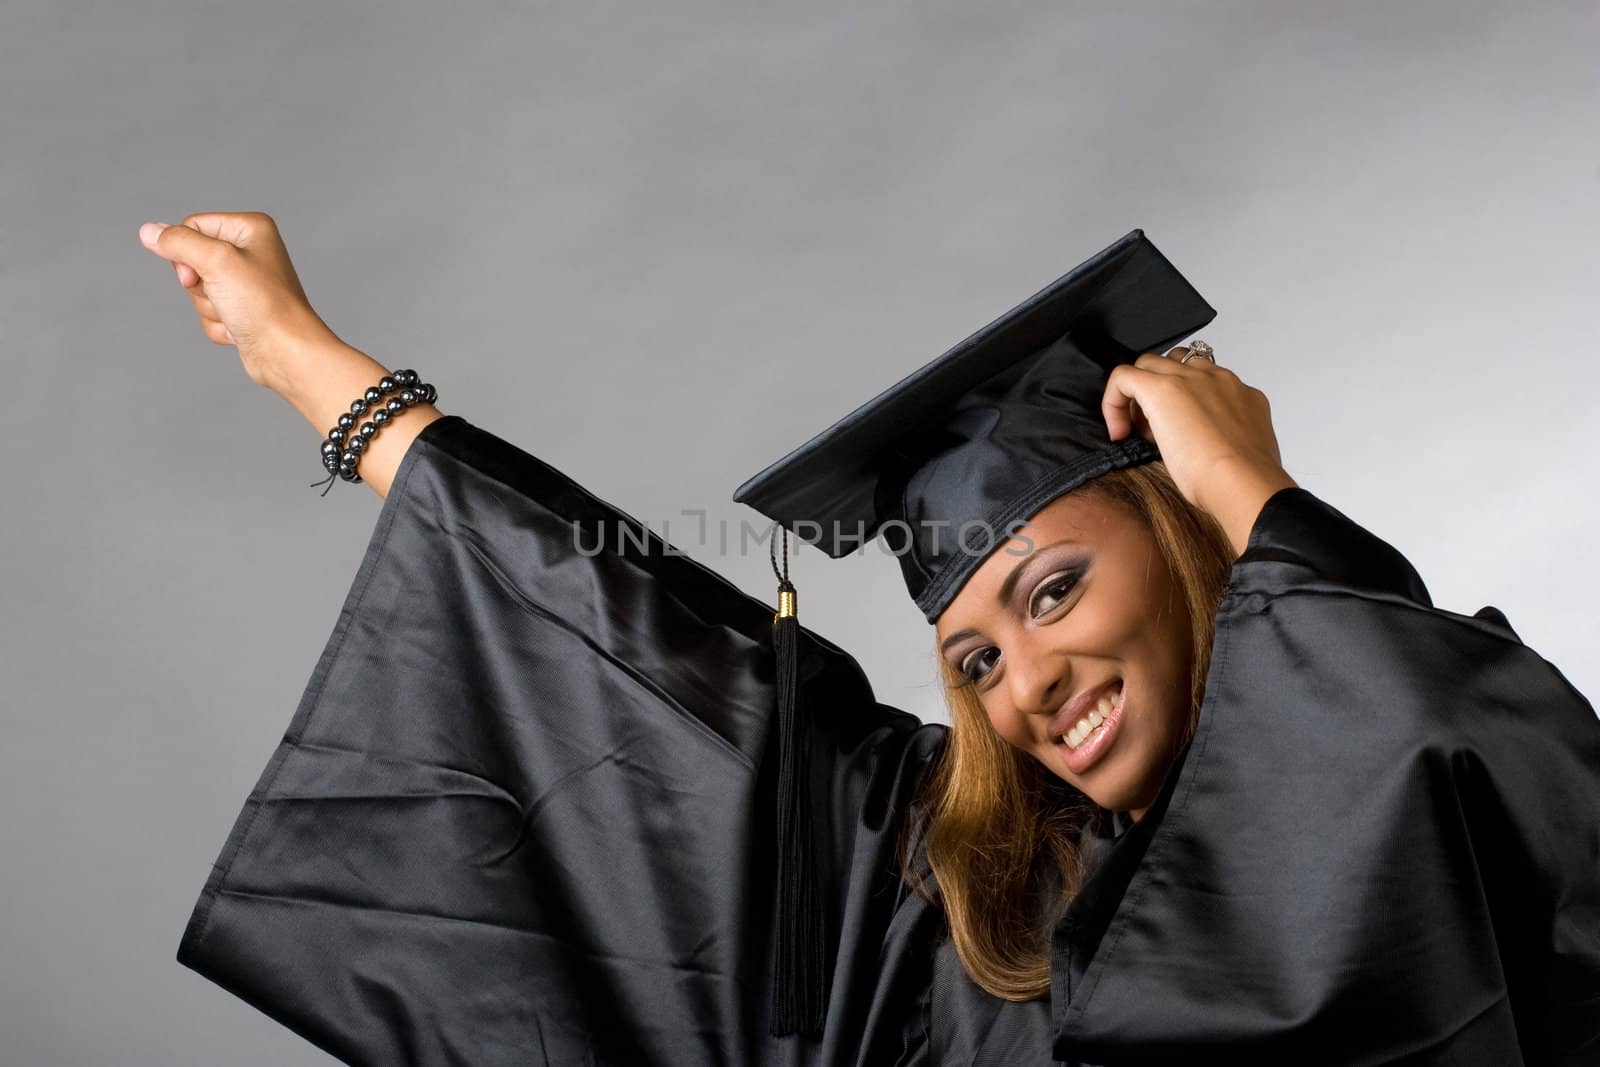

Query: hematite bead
[
  {"left": 350, "top": 398, "right": 368, "bottom": 416},
  {"left": 358, "top": 421, "right": 378, "bottom": 439},
  {"left": 395, "top": 369, "right": 417, "bottom": 385},
  {"left": 419, "top": 383, "right": 437, "bottom": 403},
  {"left": 399, "top": 389, "right": 417, "bottom": 405},
  {"left": 339, "top": 467, "right": 360, "bottom": 482},
  {"left": 348, "top": 436, "right": 367, "bottom": 454},
  {"left": 378, "top": 376, "right": 397, "bottom": 392},
  {"left": 364, "top": 387, "right": 383, "bottom": 405},
  {"left": 341, "top": 450, "right": 358, "bottom": 466},
  {"left": 386, "top": 398, "right": 404, "bottom": 414},
  {"left": 327, "top": 426, "right": 346, "bottom": 443},
  {"left": 321, "top": 440, "right": 339, "bottom": 457},
  {"left": 322, "top": 452, "right": 340, "bottom": 471},
  {"left": 337, "top": 413, "right": 355, "bottom": 430},
  {"left": 372, "top": 408, "right": 390, "bottom": 425}
]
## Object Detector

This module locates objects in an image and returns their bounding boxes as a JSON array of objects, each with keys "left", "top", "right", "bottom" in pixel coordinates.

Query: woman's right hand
[
  {"left": 139, "top": 212, "right": 336, "bottom": 397},
  {"left": 1102, "top": 345, "right": 1297, "bottom": 559}
]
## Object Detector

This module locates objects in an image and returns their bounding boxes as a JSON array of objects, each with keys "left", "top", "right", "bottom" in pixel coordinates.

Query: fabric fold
[
  {"left": 1051, "top": 485, "right": 1600, "bottom": 1064},
  {"left": 177, "top": 415, "right": 951, "bottom": 1067}
]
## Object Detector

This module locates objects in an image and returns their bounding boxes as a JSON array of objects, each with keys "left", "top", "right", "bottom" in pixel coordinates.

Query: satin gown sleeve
[
  {"left": 1052, "top": 487, "right": 1600, "bottom": 1066},
  {"left": 174, "top": 413, "right": 952, "bottom": 1067}
]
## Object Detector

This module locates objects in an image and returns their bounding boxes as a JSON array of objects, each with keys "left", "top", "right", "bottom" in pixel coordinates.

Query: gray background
[{"left": 4, "top": 2, "right": 1597, "bottom": 1063}]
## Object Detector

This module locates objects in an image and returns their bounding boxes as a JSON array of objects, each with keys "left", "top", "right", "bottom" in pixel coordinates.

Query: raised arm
[
  {"left": 138, "top": 211, "right": 442, "bottom": 499},
  {"left": 148, "top": 211, "right": 954, "bottom": 1063},
  {"left": 268, "top": 332, "right": 444, "bottom": 499}
]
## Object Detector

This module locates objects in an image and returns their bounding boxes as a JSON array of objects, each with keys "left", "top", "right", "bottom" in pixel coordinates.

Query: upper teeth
[{"left": 1061, "top": 686, "right": 1122, "bottom": 750}]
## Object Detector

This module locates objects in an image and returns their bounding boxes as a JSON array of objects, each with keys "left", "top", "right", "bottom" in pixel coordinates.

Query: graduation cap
[{"left": 731, "top": 227, "right": 1216, "bottom": 1037}]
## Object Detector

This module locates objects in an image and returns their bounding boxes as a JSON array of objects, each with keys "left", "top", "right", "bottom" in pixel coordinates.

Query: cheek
[
  {"left": 1125, "top": 571, "right": 1194, "bottom": 719},
  {"left": 1068, "top": 591, "right": 1149, "bottom": 654},
  {"left": 984, "top": 703, "right": 1034, "bottom": 752},
  {"left": 1098, "top": 553, "right": 1185, "bottom": 654}
]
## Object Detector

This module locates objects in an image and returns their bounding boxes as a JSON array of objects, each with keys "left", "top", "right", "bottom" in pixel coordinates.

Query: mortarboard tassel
[{"left": 768, "top": 526, "right": 826, "bottom": 1037}]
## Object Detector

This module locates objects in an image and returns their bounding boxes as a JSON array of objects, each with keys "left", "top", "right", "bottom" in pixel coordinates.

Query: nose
[{"left": 1004, "top": 631, "right": 1071, "bottom": 720}]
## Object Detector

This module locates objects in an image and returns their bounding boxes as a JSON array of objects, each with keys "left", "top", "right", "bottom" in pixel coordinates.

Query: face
[{"left": 934, "top": 490, "right": 1194, "bottom": 817}]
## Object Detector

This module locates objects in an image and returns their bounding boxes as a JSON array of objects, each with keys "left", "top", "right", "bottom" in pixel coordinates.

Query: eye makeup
[
  {"left": 947, "top": 551, "right": 1093, "bottom": 688},
  {"left": 1026, "top": 565, "right": 1087, "bottom": 618}
]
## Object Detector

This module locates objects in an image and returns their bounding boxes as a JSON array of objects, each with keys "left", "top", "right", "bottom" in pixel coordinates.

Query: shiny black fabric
[
  {"left": 1049, "top": 488, "right": 1600, "bottom": 1065},
  {"left": 177, "top": 414, "right": 947, "bottom": 1066},
  {"left": 730, "top": 228, "right": 1214, "bottom": 623},
  {"left": 179, "top": 414, "right": 1600, "bottom": 1065},
  {"left": 887, "top": 342, "right": 1162, "bottom": 623}
]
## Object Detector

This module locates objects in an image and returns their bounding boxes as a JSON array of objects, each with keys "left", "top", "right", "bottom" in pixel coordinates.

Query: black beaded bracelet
[{"left": 308, "top": 368, "right": 439, "bottom": 496}]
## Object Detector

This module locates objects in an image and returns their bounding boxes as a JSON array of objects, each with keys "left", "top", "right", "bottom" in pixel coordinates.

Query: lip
[
  {"left": 1046, "top": 677, "right": 1122, "bottom": 740},
  {"left": 1048, "top": 678, "right": 1126, "bottom": 776}
]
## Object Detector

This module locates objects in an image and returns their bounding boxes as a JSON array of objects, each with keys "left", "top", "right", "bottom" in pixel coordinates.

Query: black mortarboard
[
  {"left": 734, "top": 227, "right": 1216, "bottom": 622},
  {"left": 730, "top": 228, "right": 1215, "bottom": 1038}
]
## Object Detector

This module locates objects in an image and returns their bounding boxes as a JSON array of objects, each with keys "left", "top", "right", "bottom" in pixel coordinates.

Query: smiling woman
[
  {"left": 916, "top": 457, "right": 1235, "bottom": 1002},
  {"left": 935, "top": 462, "right": 1230, "bottom": 813},
  {"left": 734, "top": 229, "right": 1600, "bottom": 1061},
  {"left": 150, "top": 217, "right": 1600, "bottom": 1065}
]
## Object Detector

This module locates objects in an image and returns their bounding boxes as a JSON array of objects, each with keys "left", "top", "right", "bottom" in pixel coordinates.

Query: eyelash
[{"left": 955, "top": 569, "right": 1083, "bottom": 689}]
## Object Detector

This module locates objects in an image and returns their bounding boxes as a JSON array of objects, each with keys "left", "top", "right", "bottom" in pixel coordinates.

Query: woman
[{"left": 141, "top": 215, "right": 1600, "bottom": 1065}]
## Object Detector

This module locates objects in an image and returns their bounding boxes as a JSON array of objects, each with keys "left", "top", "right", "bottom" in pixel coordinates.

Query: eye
[
  {"left": 958, "top": 646, "right": 1001, "bottom": 686},
  {"left": 1027, "top": 569, "right": 1082, "bottom": 618}
]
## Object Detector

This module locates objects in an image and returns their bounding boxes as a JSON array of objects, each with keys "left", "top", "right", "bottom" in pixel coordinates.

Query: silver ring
[{"left": 1179, "top": 339, "right": 1217, "bottom": 365}]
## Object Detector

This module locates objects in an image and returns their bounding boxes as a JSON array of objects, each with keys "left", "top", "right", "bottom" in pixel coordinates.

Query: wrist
[
  {"left": 272, "top": 332, "right": 446, "bottom": 500},
  {"left": 272, "top": 333, "right": 389, "bottom": 434},
  {"left": 1205, "top": 459, "right": 1298, "bottom": 560},
  {"left": 257, "top": 311, "right": 345, "bottom": 402}
]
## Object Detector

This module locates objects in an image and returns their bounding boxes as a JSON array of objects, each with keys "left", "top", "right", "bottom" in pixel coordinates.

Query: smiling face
[{"left": 934, "top": 488, "right": 1196, "bottom": 817}]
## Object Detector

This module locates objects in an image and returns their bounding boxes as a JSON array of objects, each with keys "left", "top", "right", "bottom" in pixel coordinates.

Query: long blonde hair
[{"left": 897, "top": 459, "right": 1236, "bottom": 1001}]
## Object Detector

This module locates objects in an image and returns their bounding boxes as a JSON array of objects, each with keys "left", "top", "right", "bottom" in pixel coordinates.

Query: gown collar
[{"left": 1050, "top": 739, "right": 1194, "bottom": 1030}]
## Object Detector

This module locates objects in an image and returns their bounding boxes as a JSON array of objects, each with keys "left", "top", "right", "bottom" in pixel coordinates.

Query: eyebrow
[{"left": 938, "top": 538, "right": 1088, "bottom": 654}]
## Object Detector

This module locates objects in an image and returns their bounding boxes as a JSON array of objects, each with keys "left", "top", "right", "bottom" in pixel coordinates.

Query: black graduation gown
[{"left": 176, "top": 414, "right": 1600, "bottom": 1065}]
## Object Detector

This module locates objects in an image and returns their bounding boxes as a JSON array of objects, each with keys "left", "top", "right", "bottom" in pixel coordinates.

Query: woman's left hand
[{"left": 1102, "top": 345, "right": 1298, "bottom": 558}]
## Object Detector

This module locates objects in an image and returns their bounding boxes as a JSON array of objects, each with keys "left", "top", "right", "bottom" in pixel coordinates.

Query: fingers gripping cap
[{"left": 732, "top": 228, "right": 1216, "bottom": 623}]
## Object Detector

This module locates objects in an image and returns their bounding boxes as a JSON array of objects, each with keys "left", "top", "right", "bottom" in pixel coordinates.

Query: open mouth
[{"left": 1053, "top": 679, "right": 1125, "bottom": 775}]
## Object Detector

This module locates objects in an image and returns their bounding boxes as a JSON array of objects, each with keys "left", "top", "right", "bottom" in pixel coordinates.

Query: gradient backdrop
[{"left": 4, "top": 3, "right": 1597, "bottom": 1064}]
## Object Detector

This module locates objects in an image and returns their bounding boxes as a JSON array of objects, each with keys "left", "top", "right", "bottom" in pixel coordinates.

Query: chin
[
  {"left": 1058, "top": 735, "right": 1169, "bottom": 813},
  {"left": 1084, "top": 772, "right": 1164, "bottom": 815}
]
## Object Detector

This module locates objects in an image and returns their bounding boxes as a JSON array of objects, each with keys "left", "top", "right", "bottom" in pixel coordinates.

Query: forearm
[
  {"left": 272, "top": 326, "right": 444, "bottom": 501},
  {"left": 1205, "top": 458, "right": 1300, "bottom": 561}
]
